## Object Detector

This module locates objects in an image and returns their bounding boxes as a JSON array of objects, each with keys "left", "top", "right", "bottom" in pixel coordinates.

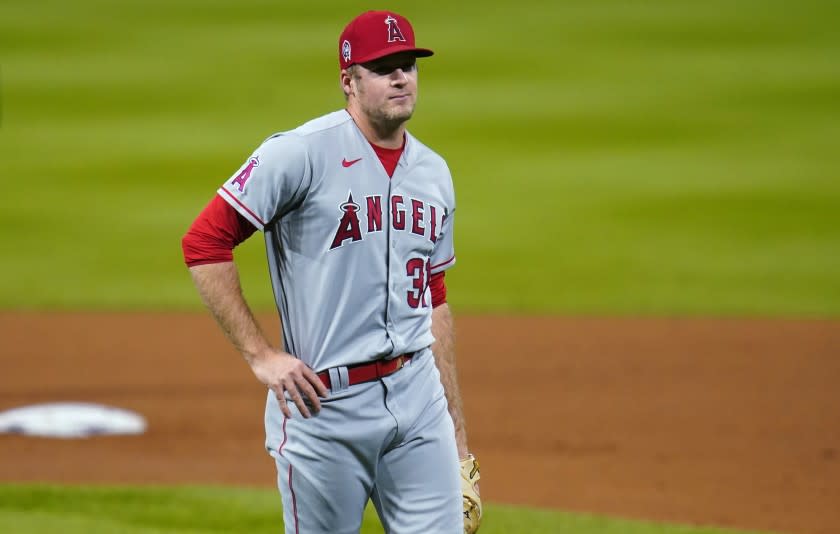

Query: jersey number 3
[{"left": 406, "top": 258, "right": 430, "bottom": 309}]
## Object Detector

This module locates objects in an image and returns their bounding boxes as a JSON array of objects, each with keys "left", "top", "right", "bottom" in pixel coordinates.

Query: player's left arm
[
  {"left": 430, "top": 302, "right": 469, "bottom": 459},
  {"left": 430, "top": 178, "right": 481, "bottom": 532},
  {"left": 432, "top": 301, "right": 483, "bottom": 534},
  {"left": 428, "top": 183, "right": 469, "bottom": 459}
]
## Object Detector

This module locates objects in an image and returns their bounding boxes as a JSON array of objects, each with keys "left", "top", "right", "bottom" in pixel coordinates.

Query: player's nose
[{"left": 390, "top": 68, "right": 408, "bottom": 85}]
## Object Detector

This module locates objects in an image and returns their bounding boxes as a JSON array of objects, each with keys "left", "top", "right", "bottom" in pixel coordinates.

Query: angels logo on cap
[
  {"left": 338, "top": 11, "right": 433, "bottom": 70},
  {"left": 384, "top": 15, "right": 406, "bottom": 43}
]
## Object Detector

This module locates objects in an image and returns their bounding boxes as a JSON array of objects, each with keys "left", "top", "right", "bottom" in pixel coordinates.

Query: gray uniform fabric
[
  {"left": 266, "top": 349, "right": 461, "bottom": 533},
  {"left": 219, "top": 109, "right": 461, "bottom": 533},
  {"left": 219, "top": 110, "right": 456, "bottom": 371}
]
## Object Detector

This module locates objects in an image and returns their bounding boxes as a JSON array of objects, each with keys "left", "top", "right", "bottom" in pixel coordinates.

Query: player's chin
[{"left": 385, "top": 102, "right": 415, "bottom": 122}]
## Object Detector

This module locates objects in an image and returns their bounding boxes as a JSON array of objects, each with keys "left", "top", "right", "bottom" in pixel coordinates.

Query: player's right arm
[{"left": 182, "top": 195, "right": 327, "bottom": 418}]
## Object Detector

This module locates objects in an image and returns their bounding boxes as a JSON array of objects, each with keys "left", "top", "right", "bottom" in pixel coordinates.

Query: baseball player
[{"left": 181, "top": 11, "right": 481, "bottom": 534}]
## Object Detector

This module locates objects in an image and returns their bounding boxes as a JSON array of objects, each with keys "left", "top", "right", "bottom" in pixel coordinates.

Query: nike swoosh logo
[{"left": 342, "top": 157, "right": 363, "bottom": 168}]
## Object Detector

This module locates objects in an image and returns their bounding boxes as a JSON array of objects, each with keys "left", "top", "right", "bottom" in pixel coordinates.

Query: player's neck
[{"left": 347, "top": 107, "right": 406, "bottom": 149}]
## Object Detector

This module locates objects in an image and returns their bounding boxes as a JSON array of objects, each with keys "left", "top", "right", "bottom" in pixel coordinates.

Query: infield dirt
[{"left": 1, "top": 312, "right": 838, "bottom": 534}]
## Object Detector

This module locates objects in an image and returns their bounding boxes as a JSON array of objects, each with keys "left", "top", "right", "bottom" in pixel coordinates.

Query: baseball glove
[{"left": 461, "top": 453, "right": 482, "bottom": 534}]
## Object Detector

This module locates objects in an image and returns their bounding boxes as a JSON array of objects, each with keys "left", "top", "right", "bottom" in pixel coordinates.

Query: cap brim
[{"left": 353, "top": 46, "right": 434, "bottom": 66}]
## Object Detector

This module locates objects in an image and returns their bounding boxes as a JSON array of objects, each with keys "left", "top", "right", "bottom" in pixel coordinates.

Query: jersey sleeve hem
[
  {"left": 185, "top": 258, "right": 235, "bottom": 268},
  {"left": 429, "top": 255, "right": 456, "bottom": 274},
  {"left": 218, "top": 186, "right": 266, "bottom": 229}
]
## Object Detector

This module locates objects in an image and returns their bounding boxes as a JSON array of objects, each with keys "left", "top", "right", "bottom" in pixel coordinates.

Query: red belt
[{"left": 317, "top": 354, "right": 414, "bottom": 390}]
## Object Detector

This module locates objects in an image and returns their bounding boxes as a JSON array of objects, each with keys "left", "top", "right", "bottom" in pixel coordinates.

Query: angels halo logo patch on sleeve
[{"left": 231, "top": 156, "right": 259, "bottom": 192}]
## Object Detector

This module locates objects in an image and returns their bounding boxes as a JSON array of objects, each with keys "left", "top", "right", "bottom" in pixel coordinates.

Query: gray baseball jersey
[
  {"left": 220, "top": 109, "right": 463, "bottom": 532},
  {"left": 218, "top": 109, "right": 456, "bottom": 371}
]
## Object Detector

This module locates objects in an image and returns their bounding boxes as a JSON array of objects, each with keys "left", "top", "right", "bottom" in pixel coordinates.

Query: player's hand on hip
[{"left": 250, "top": 350, "right": 329, "bottom": 418}]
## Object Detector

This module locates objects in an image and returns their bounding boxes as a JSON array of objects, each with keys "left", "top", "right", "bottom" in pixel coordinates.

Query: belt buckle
[{"left": 396, "top": 356, "right": 405, "bottom": 371}]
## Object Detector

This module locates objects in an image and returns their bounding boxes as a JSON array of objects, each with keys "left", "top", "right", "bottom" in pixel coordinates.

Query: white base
[{"left": 0, "top": 402, "right": 147, "bottom": 438}]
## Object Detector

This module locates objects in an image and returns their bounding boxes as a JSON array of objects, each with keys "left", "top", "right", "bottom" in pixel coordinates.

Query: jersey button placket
[
  {"left": 386, "top": 183, "right": 405, "bottom": 347},
  {"left": 384, "top": 183, "right": 396, "bottom": 340}
]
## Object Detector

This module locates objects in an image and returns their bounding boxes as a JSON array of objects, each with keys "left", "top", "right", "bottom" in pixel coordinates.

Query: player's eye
[{"left": 369, "top": 61, "right": 416, "bottom": 76}]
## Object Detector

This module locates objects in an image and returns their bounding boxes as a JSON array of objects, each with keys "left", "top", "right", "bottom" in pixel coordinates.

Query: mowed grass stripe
[{"left": 0, "top": 484, "right": 779, "bottom": 534}]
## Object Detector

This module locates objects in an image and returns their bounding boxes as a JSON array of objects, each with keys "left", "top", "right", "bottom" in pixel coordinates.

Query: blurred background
[{"left": 2, "top": 0, "right": 838, "bottom": 315}]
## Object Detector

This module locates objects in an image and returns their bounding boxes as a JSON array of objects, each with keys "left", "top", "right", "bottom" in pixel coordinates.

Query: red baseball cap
[{"left": 338, "top": 11, "right": 433, "bottom": 70}]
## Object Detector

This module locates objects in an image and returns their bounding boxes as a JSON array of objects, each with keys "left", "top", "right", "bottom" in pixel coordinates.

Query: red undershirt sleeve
[
  {"left": 182, "top": 194, "right": 257, "bottom": 267},
  {"left": 429, "top": 271, "right": 447, "bottom": 308}
]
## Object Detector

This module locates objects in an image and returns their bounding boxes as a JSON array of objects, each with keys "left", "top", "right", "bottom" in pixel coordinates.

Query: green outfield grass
[
  {"left": 0, "top": 484, "right": 778, "bottom": 534},
  {"left": 1, "top": 0, "right": 839, "bottom": 315}
]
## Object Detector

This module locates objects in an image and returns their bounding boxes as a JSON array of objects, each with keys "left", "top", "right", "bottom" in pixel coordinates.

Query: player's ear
[{"left": 340, "top": 69, "right": 353, "bottom": 98}]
